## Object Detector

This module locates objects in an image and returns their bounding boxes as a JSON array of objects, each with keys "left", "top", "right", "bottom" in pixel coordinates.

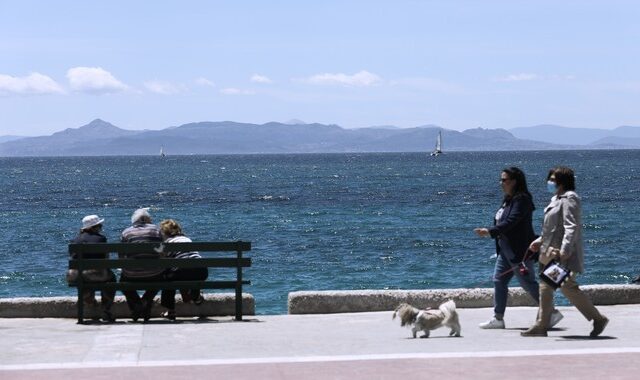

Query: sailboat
[
  {"left": 160, "top": 146, "right": 166, "bottom": 157},
  {"left": 430, "top": 131, "right": 443, "bottom": 156}
]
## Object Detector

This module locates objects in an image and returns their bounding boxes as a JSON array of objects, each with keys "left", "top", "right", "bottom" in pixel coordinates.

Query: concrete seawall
[
  {"left": 288, "top": 285, "right": 640, "bottom": 314},
  {"left": 0, "top": 293, "right": 254, "bottom": 319},
  {"left": 2, "top": 285, "right": 638, "bottom": 317}
]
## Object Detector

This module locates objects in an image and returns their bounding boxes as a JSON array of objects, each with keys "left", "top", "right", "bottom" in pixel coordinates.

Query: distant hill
[
  {"left": 0, "top": 135, "right": 26, "bottom": 144},
  {"left": 509, "top": 125, "right": 640, "bottom": 146},
  {"left": 1, "top": 119, "right": 637, "bottom": 157}
]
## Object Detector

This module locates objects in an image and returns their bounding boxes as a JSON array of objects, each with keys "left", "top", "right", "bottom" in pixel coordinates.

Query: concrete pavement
[{"left": 1, "top": 304, "right": 639, "bottom": 379}]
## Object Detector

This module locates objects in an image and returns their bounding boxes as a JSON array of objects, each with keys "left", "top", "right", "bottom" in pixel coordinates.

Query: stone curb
[
  {"left": 288, "top": 285, "right": 640, "bottom": 314},
  {"left": 0, "top": 293, "right": 254, "bottom": 319}
]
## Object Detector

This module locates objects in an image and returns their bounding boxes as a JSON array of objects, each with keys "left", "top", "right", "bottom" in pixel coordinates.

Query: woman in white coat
[{"left": 521, "top": 166, "right": 609, "bottom": 337}]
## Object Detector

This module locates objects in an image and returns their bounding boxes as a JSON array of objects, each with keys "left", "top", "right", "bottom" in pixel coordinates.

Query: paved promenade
[{"left": 1, "top": 304, "right": 639, "bottom": 379}]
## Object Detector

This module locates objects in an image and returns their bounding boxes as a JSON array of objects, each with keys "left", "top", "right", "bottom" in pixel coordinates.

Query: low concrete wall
[
  {"left": 288, "top": 285, "right": 640, "bottom": 314},
  {"left": 0, "top": 293, "right": 254, "bottom": 319}
]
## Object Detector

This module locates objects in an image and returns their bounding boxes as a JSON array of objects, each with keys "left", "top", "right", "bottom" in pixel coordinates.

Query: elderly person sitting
[
  {"left": 159, "top": 219, "right": 208, "bottom": 321},
  {"left": 67, "top": 214, "right": 117, "bottom": 322},
  {"left": 120, "top": 208, "right": 163, "bottom": 322}
]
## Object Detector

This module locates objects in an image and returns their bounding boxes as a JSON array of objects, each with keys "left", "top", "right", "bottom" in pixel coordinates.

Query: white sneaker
[
  {"left": 479, "top": 318, "right": 505, "bottom": 329},
  {"left": 549, "top": 310, "right": 564, "bottom": 328}
]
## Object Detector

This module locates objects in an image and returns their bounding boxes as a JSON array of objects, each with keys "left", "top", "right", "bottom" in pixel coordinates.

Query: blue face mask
[{"left": 546, "top": 181, "right": 557, "bottom": 194}]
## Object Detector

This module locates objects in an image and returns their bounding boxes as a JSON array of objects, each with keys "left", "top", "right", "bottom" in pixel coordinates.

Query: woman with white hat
[{"left": 67, "top": 214, "right": 117, "bottom": 322}]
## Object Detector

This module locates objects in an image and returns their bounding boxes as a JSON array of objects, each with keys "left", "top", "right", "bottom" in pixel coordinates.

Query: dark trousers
[
  {"left": 82, "top": 270, "right": 117, "bottom": 312},
  {"left": 161, "top": 267, "right": 208, "bottom": 310},
  {"left": 120, "top": 272, "right": 165, "bottom": 312}
]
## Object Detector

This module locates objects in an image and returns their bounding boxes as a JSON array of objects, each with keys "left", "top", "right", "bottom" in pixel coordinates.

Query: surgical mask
[{"left": 546, "top": 181, "right": 557, "bottom": 194}]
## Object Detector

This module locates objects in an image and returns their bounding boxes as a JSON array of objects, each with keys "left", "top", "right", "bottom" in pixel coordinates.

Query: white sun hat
[{"left": 81, "top": 215, "right": 104, "bottom": 230}]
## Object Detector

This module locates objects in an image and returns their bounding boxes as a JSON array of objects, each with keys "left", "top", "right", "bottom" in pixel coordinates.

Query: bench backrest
[{"left": 68, "top": 241, "right": 251, "bottom": 270}]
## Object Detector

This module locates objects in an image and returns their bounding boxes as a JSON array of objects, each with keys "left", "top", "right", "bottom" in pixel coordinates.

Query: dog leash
[{"left": 471, "top": 249, "right": 537, "bottom": 288}]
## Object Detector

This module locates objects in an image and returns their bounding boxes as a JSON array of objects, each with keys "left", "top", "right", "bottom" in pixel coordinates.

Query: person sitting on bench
[
  {"left": 120, "top": 208, "right": 163, "bottom": 322},
  {"left": 159, "top": 219, "right": 208, "bottom": 320},
  {"left": 67, "top": 214, "right": 117, "bottom": 322}
]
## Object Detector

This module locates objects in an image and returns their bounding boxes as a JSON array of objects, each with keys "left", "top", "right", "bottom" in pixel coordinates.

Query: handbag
[{"left": 539, "top": 260, "right": 571, "bottom": 289}]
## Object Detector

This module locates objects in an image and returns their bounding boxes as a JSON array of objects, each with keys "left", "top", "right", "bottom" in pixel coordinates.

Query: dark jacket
[
  {"left": 70, "top": 231, "right": 108, "bottom": 259},
  {"left": 488, "top": 193, "right": 537, "bottom": 263}
]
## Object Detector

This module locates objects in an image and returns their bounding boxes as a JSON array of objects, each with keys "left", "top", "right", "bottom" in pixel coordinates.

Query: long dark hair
[{"left": 502, "top": 167, "right": 535, "bottom": 209}]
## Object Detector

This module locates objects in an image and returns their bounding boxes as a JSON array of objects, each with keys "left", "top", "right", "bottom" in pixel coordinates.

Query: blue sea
[{"left": 1, "top": 151, "right": 638, "bottom": 314}]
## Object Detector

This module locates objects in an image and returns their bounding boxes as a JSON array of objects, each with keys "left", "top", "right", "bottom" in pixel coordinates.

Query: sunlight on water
[{"left": 0, "top": 150, "right": 639, "bottom": 314}]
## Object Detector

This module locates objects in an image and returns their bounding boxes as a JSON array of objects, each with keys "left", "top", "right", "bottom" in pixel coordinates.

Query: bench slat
[
  {"left": 73, "top": 280, "right": 250, "bottom": 291},
  {"left": 69, "top": 241, "right": 251, "bottom": 255},
  {"left": 69, "top": 258, "right": 251, "bottom": 270}
]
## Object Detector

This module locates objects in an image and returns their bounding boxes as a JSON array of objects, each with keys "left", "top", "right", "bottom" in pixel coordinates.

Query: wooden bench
[{"left": 68, "top": 241, "right": 251, "bottom": 324}]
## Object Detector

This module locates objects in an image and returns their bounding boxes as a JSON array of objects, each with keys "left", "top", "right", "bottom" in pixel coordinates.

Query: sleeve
[
  {"left": 560, "top": 196, "right": 579, "bottom": 257},
  {"left": 488, "top": 195, "right": 532, "bottom": 238}
]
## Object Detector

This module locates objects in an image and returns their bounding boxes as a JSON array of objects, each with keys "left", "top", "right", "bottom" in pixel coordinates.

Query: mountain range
[{"left": 1, "top": 119, "right": 639, "bottom": 156}]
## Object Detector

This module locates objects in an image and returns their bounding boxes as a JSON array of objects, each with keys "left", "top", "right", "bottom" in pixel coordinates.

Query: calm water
[{"left": 1, "top": 151, "right": 638, "bottom": 314}]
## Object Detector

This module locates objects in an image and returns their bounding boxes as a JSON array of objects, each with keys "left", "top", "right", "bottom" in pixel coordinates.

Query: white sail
[
  {"left": 430, "top": 131, "right": 443, "bottom": 156},
  {"left": 160, "top": 146, "right": 166, "bottom": 157}
]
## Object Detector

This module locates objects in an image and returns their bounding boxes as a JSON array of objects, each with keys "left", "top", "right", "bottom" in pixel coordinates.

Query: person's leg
[
  {"left": 560, "top": 274, "right": 608, "bottom": 336},
  {"left": 82, "top": 290, "right": 97, "bottom": 305},
  {"left": 480, "top": 255, "right": 511, "bottom": 329},
  {"left": 119, "top": 274, "right": 142, "bottom": 313},
  {"left": 522, "top": 272, "right": 555, "bottom": 336},
  {"left": 560, "top": 274, "right": 604, "bottom": 320},
  {"left": 492, "top": 254, "right": 513, "bottom": 319},
  {"left": 99, "top": 270, "right": 117, "bottom": 322},
  {"left": 161, "top": 289, "right": 176, "bottom": 309},
  {"left": 513, "top": 260, "right": 540, "bottom": 303},
  {"left": 188, "top": 267, "right": 208, "bottom": 303}
]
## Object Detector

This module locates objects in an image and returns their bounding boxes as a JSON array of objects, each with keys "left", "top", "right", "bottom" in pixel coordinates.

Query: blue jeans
[{"left": 492, "top": 252, "right": 539, "bottom": 317}]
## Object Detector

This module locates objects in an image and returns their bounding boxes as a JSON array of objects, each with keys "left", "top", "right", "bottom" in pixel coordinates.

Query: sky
[{"left": 1, "top": 0, "right": 639, "bottom": 136}]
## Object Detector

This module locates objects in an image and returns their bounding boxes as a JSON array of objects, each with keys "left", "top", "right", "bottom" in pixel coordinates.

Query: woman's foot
[
  {"left": 478, "top": 317, "right": 505, "bottom": 329},
  {"left": 590, "top": 316, "right": 609, "bottom": 337},
  {"left": 521, "top": 324, "right": 547, "bottom": 337},
  {"left": 161, "top": 310, "right": 176, "bottom": 321}
]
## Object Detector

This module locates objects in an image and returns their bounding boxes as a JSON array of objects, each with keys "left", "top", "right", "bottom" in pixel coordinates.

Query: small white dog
[{"left": 392, "top": 300, "right": 461, "bottom": 338}]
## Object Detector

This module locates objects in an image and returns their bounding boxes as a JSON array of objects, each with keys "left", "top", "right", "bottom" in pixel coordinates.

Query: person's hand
[
  {"left": 548, "top": 247, "right": 561, "bottom": 259},
  {"left": 474, "top": 228, "right": 490, "bottom": 237},
  {"left": 559, "top": 250, "right": 571, "bottom": 262},
  {"left": 529, "top": 240, "right": 541, "bottom": 253}
]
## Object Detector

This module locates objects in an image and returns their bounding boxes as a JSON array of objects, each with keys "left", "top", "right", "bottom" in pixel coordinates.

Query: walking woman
[
  {"left": 474, "top": 167, "right": 563, "bottom": 329},
  {"left": 521, "top": 166, "right": 609, "bottom": 337}
]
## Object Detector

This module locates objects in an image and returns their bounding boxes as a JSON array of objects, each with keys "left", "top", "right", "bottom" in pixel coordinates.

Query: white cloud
[
  {"left": 66, "top": 67, "right": 128, "bottom": 94},
  {"left": 220, "top": 87, "right": 255, "bottom": 95},
  {"left": 144, "top": 80, "right": 185, "bottom": 95},
  {"left": 303, "top": 70, "right": 382, "bottom": 86},
  {"left": 251, "top": 74, "right": 273, "bottom": 84},
  {"left": 495, "top": 73, "right": 539, "bottom": 82},
  {"left": 0, "top": 72, "right": 65, "bottom": 95},
  {"left": 195, "top": 77, "right": 216, "bottom": 87}
]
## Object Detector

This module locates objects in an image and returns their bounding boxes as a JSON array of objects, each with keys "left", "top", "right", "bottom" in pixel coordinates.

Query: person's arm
[
  {"left": 488, "top": 196, "right": 532, "bottom": 238},
  {"left": 560, "top": 196, "right": 580, "bottom": 259}
]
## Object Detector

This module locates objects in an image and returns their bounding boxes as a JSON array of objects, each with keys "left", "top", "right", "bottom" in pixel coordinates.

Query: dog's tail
[{"left": 438, "top": 300, "right": 457, "bottom": 322}]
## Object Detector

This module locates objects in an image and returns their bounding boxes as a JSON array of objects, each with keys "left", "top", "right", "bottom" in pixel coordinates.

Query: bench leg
[
  {"left": 235, "top": 287, "right": 242, "bottom": 321},
  {"left": 77, "top": 287, "right": 84, "bottom": 324}
]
